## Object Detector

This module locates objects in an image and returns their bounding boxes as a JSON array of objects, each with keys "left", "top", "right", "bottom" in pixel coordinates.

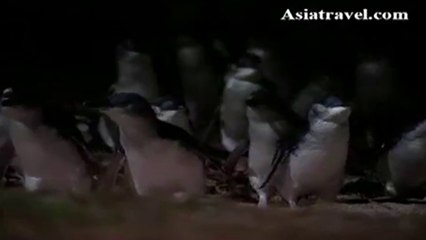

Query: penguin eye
[
  {"left": 309, "top": 104, "right": 326, "bottom": 119},
  {"left": 124, "top": 104, "right": 132, "bottom": 110}
]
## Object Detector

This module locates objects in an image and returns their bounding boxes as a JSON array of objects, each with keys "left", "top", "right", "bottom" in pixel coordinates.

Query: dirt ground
[{"left": 1, "top": 190, "right": 425, "bottom": 240}]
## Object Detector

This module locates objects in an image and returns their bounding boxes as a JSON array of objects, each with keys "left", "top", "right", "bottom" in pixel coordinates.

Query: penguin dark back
[
  {"left": 151, "top": 96, "right": 186, "bottom": 111},
  {"left": 1, "top": 87, "right": 87, "bottom": 147},
  {"left": 108, "top": 93, "right": 156, "bottom": 118}
]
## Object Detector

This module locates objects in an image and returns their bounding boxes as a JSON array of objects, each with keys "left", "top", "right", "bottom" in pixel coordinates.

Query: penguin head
[
  {"left": 1, "top": 88, "right": 44, "bottom": 127},
  {"left": 245, "top": 89, "right": 284, "bottom": 120},
  {"left": 1, "top": 88, "right": 43, "bottom": 110},
  {"left": 176, "top": 37, "right": 205, "bottom": 69},
  {"left": 151, "top": 96, "right": 185, "bottom": 111},
  {"left": 0, "top": 88, "right": 16, "bottom": 107},
  {"left": 308, "top": 96, "right": 351, "bottom": 124},
  {"left": 1, "top": 87, "right": 37, "bottom": 108},
  {"left": 116, "top": 39, "right": 138, "bottom": 59},
  {"left": 246, "top": 89, "right": 272, "bottom": 109},
  {"left": 102, "top": 93, "right": 156, "bottom": 120},
  {"left": 237, "top": 52, "right": 262, "bottom": 69}
]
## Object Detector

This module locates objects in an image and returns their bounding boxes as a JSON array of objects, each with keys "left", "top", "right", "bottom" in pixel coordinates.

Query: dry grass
[{"left": 1, "top": 190, "right": 426, "bottom": 240}]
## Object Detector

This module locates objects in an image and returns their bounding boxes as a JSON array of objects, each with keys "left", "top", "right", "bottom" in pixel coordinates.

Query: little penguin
[
  {"left": 74, "top": 101, "right": 121, "bottom": 154},
  {"left": 100, "top": 93, "right": 206, "bottom": 199},
  {"left": 275, "top": 97, "right": 351, "bottom": 208},
  {"left": 111, "top": 39, "right": 159, "bottom": 101},
  {"left": 73, "top": 106, "right": 117, "bottom": 154},
  {"left": 177, "top": 37, "right": 224, "bottom": 141},
  {"left": 220, "top": 52, "right": 264, "bottom": 152},
  {"left": 0, "top": 113, "right": 15, "bottom": 182},
  {"left": 387, "top": 119, "right": 426, "bottom": 197},
  {"left": 151, "top": 96, "right": 192, "bottom": 134},
  {"left": 291, "top": 75, "right": 334, "bottom": 119},
  {"left": 245, "top": 89, "right": 307, "bottom": 207},
  {"left": 0, "top": 87, "right": 93, "bottom": 193}
]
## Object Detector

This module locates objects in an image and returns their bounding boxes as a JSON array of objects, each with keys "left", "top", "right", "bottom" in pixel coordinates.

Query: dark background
[{"left": 0, "top": 0, "right": 421, "bottom": 103}]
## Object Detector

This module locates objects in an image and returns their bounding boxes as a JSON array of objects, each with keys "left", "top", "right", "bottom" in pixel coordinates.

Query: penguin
[
  {"left": 151, "top": 96, "right": 192, "bottom": 134},
  {"left": 111, "top": 39, "right": 159, "bottom": 101},
  {"left": 73, "top": 106, "right": 117, "bottom": 154},
  {"left": 0, "top": 113, "right": 15, "bottom": 183},
  {"left": 0, "top": 87, "right": 93, "bottom": 193},
  {"left": 291, "top": 75, "right": 334, "bottom": 119},
  {"left": 100, "top": 92, "right": 207, "bottom": 199},
  {"left": 244, "top": 88, "right": 308, "bottom": 207},
  {"left": 71, "top": 99, "right": 131, "bottom": 192},
  {"left": 97, "top": 114, "right": 121, "bottom": 153},
  {"left": 274, "top": 97, "right": 351, "bottom": 208},
  {"left": 351, "top": 55, "right": 425, "bottom": 177},
  {"left": 386, "top": 119, "right": 426, "bottom": 198},
  {"left": 220, "top": 52, "right": 264, "bottom": 152},
  {"left": 176, "top": 37, "right": 225, "bottom": 141},
  {"left": 2, "top": 161, "right": 24, "bottom": 188}
]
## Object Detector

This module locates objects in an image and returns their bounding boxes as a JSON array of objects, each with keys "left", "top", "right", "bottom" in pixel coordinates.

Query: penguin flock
[{"left": 0, "top": 38, "right": 425, "bottom": 209}]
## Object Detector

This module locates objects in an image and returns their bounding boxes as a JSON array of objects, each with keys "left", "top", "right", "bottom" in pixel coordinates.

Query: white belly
[
  {"left": 122, "top": 138, "right": 205, "bottom": 197},
  {"left": 388, "top": 136, "right": 426, "bottom": 190},
  {"left": 155, "top": 109, "right": 192, "bottom": 134},
  {"left": 247, "top": 119, "right": 280, "bottom": 186},
  {"left": 280, "top": 125, "right": 349, "bottom": 198},
  {"left": 221, "top": 78, "right": 262, "bottom": 151}
]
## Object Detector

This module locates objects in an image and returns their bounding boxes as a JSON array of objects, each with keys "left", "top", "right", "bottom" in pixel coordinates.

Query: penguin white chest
[
  {"left": 121, "top": 137, "right": 205, "bottom": 197},
  {"left": 246, "top": 106, "right": 283, "bottom": 194},
  {"left": 291, "top": 128, "right": 348, "bottom": 186},
  {"left": 220, "top": 78, "right": 262, "bottom": 151},
  {"left": 387, "top": 121, "right": 426, "bottom": 192},
  {"left": 279, "top": 121, "right": 349, "bottom": 202},
  {"left": 8, "top": 121, "right": 89, "bottom": 192},
  {"left": 248, "top": 121, "right": 279, "bottom": 173},
  {"left": 154, "top": 109, "right": 192, "bottom": 134}
]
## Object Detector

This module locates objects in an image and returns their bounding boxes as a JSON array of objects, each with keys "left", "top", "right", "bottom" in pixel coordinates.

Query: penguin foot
[
  {"left": 288, "top": 199, "right": 298, "bottom": 209},
  {"left": 257, "top": 192, "right": 269, "bottom": 208},
  {"left": 173, "top": 192, "right": 191, "bottom": 203}
]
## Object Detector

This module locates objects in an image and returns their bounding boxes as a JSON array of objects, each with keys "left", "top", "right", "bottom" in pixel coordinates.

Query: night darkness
[
  {"left": 1, "top": 1, "right": 422, "bottom": 104},
  {"left": 2, "top": 1, "right": 426, "bottom": 237}
]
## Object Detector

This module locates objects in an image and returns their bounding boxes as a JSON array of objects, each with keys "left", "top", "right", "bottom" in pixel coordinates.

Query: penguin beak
[
  {"left": 326, "top": 107, "right": 352, "bottom": 123},
  {"left": 99, "top": 107, "right": 127, "bottom": 119},
  {"left": 331, "top": 107, "right": 351, "bottom": 117},
  {"left": 1, "top": 89, "right": 16, "bottom": 107},
  {"left": 99, "top": 107, "right": 115, "bottom": 115},
  {"left": 0, "top": 98, "right": 13, "bottom": 107}
]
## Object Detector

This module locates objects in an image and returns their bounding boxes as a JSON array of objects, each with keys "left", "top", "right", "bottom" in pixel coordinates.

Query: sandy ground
[{"left": 1, "top": 190, "right": 425, "bottom": 240}]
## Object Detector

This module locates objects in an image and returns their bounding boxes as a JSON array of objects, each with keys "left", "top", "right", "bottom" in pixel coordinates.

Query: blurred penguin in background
[
  {"left": 111, "top": 39, "right": 159, "bottom": 101},
  {"left": 101, "top": 93, "right": 207, "bottom": 199},
  {"left": 0, "top": 113, "right": 15, "bottom": 184},
  {"left": 176, "top": 36, "right": 227, "bottom": 142},
  {"left": 249, "top": 40, "right": 307, "bottom": 104},
  {"left": 291, "top": 75, "right": 336, "bottom": 120},
  {"left": 151, "top": 96, "right": 192, "bottom": 134},
  {"left": 350, "top": 53, "right": 425, "bottom": 175},
  {"left": 244, "top": 39, "right": 337, "bottom": 121},
  {"left": 220, "top": 51, "right": 264, "bottom": 152},
  {"left": 0, "top": 87, "right": 93, "bottom": 193}
]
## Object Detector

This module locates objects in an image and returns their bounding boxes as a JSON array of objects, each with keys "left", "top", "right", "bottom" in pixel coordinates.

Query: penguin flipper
[
  {"left": 156, "top": 120, "right": 227, "bottom": 168},
  {"left": 259, "top": 141, "right": 293, "bottom": 189},
  {"left": 258, "top": 120, "right": 307, "bottom": 190}
]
